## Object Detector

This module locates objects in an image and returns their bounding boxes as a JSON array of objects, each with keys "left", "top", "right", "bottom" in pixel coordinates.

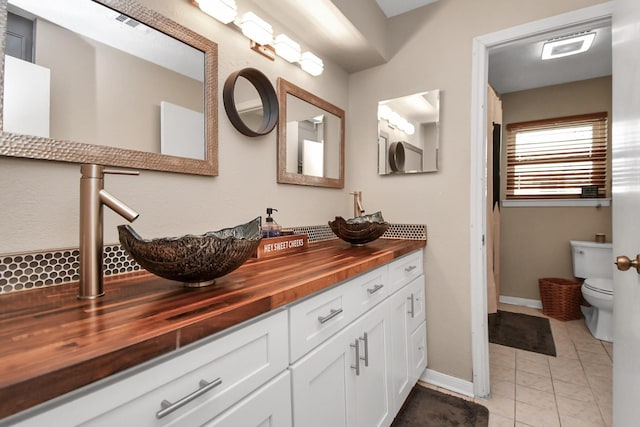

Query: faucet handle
[{"left": 104, "top": 169, "right": 139, "bottom": 176}]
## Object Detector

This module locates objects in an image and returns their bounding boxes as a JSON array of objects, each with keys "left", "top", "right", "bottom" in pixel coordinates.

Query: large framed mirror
[
  {"left": 277, "top": 78, "right": 344, "bottom": 188},
  {"left": 378, "top": 89, "right": 440, "bottom": 175},
  {"left": 0, "top": 0, "right": 218, "bottom": 176}
]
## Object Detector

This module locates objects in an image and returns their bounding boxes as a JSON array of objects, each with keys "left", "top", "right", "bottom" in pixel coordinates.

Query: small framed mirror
[
  {"left": 378, "top": 89, "right": 440, "bottom": 175},
  {"left": 277, "top": 78, "right": 344, "bottom": 188},
  {"left": 223, "top": 68, "right": 278, "bottom": 137},
  {"left": 0, "top": 0, "right": 218, "bottom": 176}
]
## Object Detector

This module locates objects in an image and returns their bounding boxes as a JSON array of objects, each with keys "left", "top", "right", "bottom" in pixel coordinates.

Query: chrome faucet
[
  {"left": 351, "top": 191, "right": 365, "bottom": 218},
  {"left": 79, "top": 164, "right": 139, "bottom": 299}
]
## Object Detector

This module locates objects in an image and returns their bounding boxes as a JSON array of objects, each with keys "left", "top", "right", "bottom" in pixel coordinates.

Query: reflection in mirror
[
  {"left": 277, "top": 78, "right": 344, "bottom": 188},
  {"left": 223, "top": 68, "right": 278, "bottom": 137},
  {"left": 235, "top": 77, "right": 263, "bottom": 133},
  {"left": 0, "top": 0, "right": 218, "bottom": 176},
  {"left": 378, "top": 90, "right": 440, "bottom": 175}
]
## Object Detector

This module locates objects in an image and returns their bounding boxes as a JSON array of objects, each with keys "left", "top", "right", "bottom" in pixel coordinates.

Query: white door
[{"left": 611, "top": 0, "right": 640, "bottom": 424}]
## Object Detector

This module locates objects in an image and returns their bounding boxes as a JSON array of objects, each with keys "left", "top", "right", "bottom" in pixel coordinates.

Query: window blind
[{"left": 505, "top": 112, "right": 608, "bottom": 199}]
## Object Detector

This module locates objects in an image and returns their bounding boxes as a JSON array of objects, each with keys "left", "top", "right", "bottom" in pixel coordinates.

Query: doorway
[{"left": 469, "top": 2, "right": 614, "bottom": 399}]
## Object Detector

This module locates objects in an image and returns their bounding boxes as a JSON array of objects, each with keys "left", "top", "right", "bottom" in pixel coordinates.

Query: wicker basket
[{"left": 538, "top": 277, "right": 583, "bottom": 321}]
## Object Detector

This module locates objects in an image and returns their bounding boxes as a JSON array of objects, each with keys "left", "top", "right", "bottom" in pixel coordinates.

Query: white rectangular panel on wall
[
  {"left": 160, "top": 101, "right": 204, "bottom": 160},
  {"left": 3, "top": 55, "right": 50, "bottom": 138}
]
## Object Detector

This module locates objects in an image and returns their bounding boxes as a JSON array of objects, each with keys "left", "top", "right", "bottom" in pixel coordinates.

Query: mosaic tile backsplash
[{"left": 0, "top": 224, "right": 426, "bottom": 295}]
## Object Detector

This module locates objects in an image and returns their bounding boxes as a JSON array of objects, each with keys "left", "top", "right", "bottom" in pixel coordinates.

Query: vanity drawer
[
  {"left": 388, "top": 250, "right": 423, "bottom": 293},
  {"left": 12, "top": 310, "right": 288, "bottom": 427},
  {"left": 351, "top": 265, "right": 389, "bottom": 315},
  {"left": 289, "top": 277, "right": 358, "bottom": 362}
]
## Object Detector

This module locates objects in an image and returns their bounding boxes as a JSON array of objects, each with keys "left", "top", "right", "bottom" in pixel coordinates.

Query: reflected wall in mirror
[
  {"left": 277, "top": 78, "right": 344, "bottom": 188},
  {"left": 223, "top": 68, "right": 278, "bottom": 137},
  {"left": 0, "top": 0, "right": 218, "bottom": 175},
  {"left": 378, "top": 89, "right": 440, "bottom": 175}
]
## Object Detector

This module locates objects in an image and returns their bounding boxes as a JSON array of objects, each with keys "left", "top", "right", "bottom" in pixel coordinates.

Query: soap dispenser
[{"left": 262, "top": 208, "right": 282, "bottom": 238}]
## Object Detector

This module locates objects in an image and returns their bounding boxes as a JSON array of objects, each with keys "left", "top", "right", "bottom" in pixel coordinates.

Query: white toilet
[{"left": 570, "top": 240, "right": 614, "bottom": 342}]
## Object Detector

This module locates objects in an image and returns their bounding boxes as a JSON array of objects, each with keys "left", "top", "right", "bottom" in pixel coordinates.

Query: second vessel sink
[
  {"left": 118, "top": 217, "right": 262, "bottom": 287},
  {"left": 329, "top": 211, "right": 390, "bottom": 246}
]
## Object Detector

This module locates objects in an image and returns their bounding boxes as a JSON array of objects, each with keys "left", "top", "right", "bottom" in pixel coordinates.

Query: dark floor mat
[
  {"left": 488, "top": 310, "right": 556, "bottom": 356},
  {"left": 392, "top": 385, "right": 489, "bottom": 426}
]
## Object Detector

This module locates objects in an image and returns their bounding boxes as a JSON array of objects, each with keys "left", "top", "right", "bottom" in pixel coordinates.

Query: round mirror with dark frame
[{"left": 223, "top": 68, "right": 278, "bottom": 137}]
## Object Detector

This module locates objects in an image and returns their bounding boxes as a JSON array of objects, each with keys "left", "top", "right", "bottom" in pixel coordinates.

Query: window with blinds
[{"left": 505, "top": 112, "right": 608, "bottom": 200}]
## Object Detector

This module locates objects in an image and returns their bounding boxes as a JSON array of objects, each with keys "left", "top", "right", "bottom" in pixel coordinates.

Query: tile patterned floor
[{"left": 423, "top": 303, "right": 613, "bottom": 426}]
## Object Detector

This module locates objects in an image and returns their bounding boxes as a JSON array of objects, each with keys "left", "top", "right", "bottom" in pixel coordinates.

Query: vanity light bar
[
  {"left": 194, "top": 4, "right": 323, "bottom": 76},
  {"left": 193, "top": 0, "right": 237, "bottom": 24}
]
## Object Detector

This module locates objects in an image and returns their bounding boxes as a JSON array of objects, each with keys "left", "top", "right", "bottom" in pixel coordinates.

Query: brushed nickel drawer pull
[
  {"left": 408, "top": 294, "right": 415, "bottom": 318},
  {"left": 350, "top": 339, "right": 361, "bottom": 376},
  {"left": 404, "top": 265, "right": 417, "bottom": 273},
  {"left": 367, "top": 284, "right": 384, "bottom": 295},
  {"left": 318, "top": 308, "right": 343, "bottom": 324},
  {"left": 359, "top": 332, "right": 369, "bottom": 367},
  {"left": 156, "top": 377, "right": 222, "bottom": 419}
]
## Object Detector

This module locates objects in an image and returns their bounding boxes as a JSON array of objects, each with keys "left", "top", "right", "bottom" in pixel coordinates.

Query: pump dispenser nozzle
[{"left": 263, "top": 208, "right": 282, "bottom": 237}]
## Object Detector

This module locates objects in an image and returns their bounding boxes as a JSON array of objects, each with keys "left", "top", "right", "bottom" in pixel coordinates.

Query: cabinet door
[
  {"left": 389, "top": 275, "right": 426, "bottom": 413},
  {"left": 290, "top": 325, "right": 356, "bottom": 427},
  {"left": 352, "top": 302, "right": 393, "bottom": 427},
  {"left": 203, "top": 371, "right": 291, "bottom": 427},
  {"left": 290, "top": 301, "right": 392, "bottom": 427},
  {"left": 410, "top": 321, "right": 428, "bottom": 384}
]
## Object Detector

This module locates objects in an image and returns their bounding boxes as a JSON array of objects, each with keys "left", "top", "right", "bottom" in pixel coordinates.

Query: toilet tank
[{"left": 570, "top": 240, "right": 613, "bottom": 279}]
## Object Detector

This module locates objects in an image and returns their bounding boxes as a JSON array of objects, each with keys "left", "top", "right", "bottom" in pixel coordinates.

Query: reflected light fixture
[
  {"left": 541, "top": 32, "right": 596, "bottom": 60},
  {"left": 274, "top": 34, "right": 301, "bottom": 63},
  {"left": 300, "top": 51, "right": 324, "bottom": 76},
  {"left": 240, "top": 12, "right": 273, "bottom": 46},
  {"left": 193, "top": 0, "right": 237, "bottom": 24}
]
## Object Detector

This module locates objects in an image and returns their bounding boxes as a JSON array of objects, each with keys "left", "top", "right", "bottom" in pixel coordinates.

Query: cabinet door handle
[
  {"left": 318, "top": 307, "right": 343, "bottom": 324},
  {"left": 367, "top": 284, "right": 384, "bottom": 295},
  {"left": 156, "top": 377, "right": 222, "bottom": 419},
  {"left": 407, "top": 294, "right": 415, "bottom": 318},
  {"left": 359, "top": 332, "right": 369, "bottom": 367},
  {"left": 404, "top": 265, "right": 417, "bottom": 273},
  {"left": 350, "top": 339, "right": 361, "bottom": 376}
]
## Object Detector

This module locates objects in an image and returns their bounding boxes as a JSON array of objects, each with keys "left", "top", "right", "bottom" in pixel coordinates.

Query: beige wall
[
  {"left": 500, "top": 77, "right": 612, "bottom": 301},
  {"left": 0, "top": 0, "right": 608, "bottom": 387},
  {"left": 347, "top": 0, "right": 606, "bottom": 381}
]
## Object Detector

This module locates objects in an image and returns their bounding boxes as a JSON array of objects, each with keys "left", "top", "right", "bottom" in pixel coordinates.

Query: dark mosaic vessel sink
[
  {"left": 329, "top": 211, "right": 390, "bottom": 246},
  {"left": 118, "top": 217, "right": 262, "bottom": 287}
]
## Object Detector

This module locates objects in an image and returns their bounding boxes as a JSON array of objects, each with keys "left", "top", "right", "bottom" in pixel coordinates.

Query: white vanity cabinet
[
  {"left": 289, "top": 249, "right": 426, "bottom": 427},
  {"left": 4, "top": 248, "right": 426, "bottom": 427},
  {"left": 290, "top": 301, "right": 393, "bottom": 427},
  {"left": 9, "top": 310, "right": 290, "bottom": 427}
]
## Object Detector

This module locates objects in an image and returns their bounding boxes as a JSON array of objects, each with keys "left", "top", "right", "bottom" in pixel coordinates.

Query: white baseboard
[
  {"left": 420, "top": 369, "right": 474, "bottom": 397},
  {"left": 499, "top": 295, "right": 542, "bottom": 309}
]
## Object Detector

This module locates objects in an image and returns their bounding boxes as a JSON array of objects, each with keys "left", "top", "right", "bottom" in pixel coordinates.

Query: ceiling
[
  {"left": 374, "top": 0, "right": 439, "bottom": 18},
  {"left": 243, "top": 1, "right": 611, "bottom": 94}
]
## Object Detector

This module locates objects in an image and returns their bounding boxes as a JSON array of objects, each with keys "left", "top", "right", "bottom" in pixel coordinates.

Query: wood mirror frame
[
  {"left": 277, "top": 78, "right": 344, "bottom": 188},
  {"left": 0, "top": 0, "right": 218, "bottom": 176}
]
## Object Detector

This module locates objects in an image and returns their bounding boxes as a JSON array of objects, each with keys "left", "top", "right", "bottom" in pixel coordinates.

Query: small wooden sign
[{"left": 253, "top": 234, "right": 309, "bottom": 259}]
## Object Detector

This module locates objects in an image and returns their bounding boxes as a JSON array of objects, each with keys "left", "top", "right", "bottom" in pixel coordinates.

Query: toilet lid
[{"left": 584, "top": 278, "right": 613, "bottom": 295}]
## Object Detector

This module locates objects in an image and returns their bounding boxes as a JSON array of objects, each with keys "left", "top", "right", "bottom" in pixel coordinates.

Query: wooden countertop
[{"left": 0, "top": 238, "right": 425, "bottom": 419}]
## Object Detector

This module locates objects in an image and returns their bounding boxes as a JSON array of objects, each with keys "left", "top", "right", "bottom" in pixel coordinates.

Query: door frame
[{"left": 469, "top": 2, "right": 614, "bottom": 398}]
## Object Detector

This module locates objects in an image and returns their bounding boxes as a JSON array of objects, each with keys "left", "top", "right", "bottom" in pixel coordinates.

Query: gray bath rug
[
  {"left": 392, "top": 385, "right": 489, "bottom": 426},
  {"left": 488, "top": 310, "right": 557, "bottom": 356}
]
